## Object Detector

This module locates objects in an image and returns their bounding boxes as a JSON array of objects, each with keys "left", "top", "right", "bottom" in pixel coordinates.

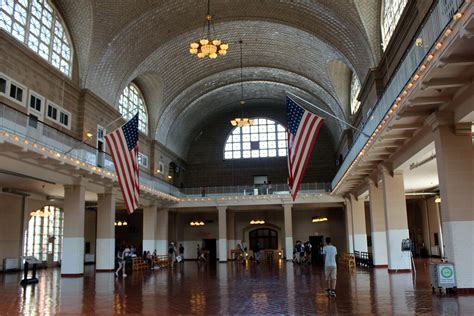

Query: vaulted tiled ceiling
[{"left": 57, "top": 0, "right": 380, "bottom": 158}]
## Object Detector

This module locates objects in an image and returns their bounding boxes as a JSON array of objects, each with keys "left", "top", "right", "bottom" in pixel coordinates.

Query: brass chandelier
[
  {"left": 189, "top": 0, "right": 229, "bottom": 59},
  {"left": 230, "top": 40, "right": 254, "bottom": 127}
]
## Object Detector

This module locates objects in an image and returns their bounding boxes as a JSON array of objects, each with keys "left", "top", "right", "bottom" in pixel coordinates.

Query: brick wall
[{"left": 184, "top": 106, "right": 337, "bottom": 188}]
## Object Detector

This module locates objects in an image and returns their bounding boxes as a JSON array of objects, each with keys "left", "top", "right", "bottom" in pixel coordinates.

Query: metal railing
[
  {"left": 0, "top": 103, "right": 182, "bottom": 197},
  {"left": 183, "top": 182, "right": 330, "bottom": 196},
  {"left": 332, "top": 0, "right": 464, "bottom": 189}
]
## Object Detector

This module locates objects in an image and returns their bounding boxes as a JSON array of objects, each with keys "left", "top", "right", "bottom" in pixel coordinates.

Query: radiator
[{"left": 3, "top": 258, "right": 19, "bottom": 271}]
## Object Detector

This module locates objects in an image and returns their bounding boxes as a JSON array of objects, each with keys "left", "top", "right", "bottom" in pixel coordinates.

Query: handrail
[
  {"left": 0, "top": 102, "right": 183, "bottom": 197},
  {"left": 332, "top": 0, "right": 464, "bottom": 190}
]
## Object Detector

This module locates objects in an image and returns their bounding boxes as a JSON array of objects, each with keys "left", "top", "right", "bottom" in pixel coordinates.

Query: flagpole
[{"left": 286, "top": 92, "right": 370, "bottom": 138}]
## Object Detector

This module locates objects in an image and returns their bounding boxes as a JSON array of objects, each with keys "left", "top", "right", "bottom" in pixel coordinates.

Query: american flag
[
  {"left": 287, "top": 97, "right": 324, "bottom": 201},
  {"left": 105, "top": 114, "right": 140, "bottom": 214}
]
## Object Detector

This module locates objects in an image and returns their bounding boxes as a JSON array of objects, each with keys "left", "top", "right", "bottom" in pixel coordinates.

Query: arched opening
[{"left": 249, "top": 228, "right": 278, "bottom": 251}]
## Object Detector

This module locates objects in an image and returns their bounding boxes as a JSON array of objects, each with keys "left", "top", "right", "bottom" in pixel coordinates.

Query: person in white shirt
[{"left": 322, "top": 237, "right": 337, "bottom": 297}]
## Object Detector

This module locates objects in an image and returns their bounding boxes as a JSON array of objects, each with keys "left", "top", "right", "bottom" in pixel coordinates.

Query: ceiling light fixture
[
  {"left": 114, "top": 220, "right": 128, "bottom": 226},
  {"left": 231, "top": 40, "right": 254, "bottom": 127},
  {"left": 250, "top": 220, "right": 265, "bottom": 225},
  {"left": 312, "top": 216, "right": 328, "bottom": 223},
  {"left": 190, "top": 221, "right": 205, "bottom": 226},
  {"left": 189, "top": 0, "right": 228, "bottom": 59}
]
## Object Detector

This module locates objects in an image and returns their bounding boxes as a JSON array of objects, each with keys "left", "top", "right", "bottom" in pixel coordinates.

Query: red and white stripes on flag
[
  {"left": 287, "top": 97, "right": 324, "bottom": 201},
  {"left": 105, "top": 114, "right": 140, "bottom": 214}
]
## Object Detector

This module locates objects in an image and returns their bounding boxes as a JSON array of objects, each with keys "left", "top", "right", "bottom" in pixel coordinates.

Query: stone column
[
  {"left": 96, "top": 190, "right": 115, "bottom": 271},
  {"left": 344, "top": 196, "right": 354, "bottom": 253},
  {"left": 227, "top": 210, "right": 236, "bottom": 259},
  {"left": 62, "top": 184, "right": 85, "bottom": 276},
  {"left": 156, "top": 208, "right": 169, "bottom": 255},
  {"left": 218, "top": 206, "right": 227, "bottom": 262},
  {"left": 368, "top": 179, "right": 388, "bottom": 267},
  {"left": 350, "top": 193, "right": 368, "bottom": 252},
  {"left": 283, "top": 204, "right": 293, "bottom": 260},
  {"left": 143, "top": 204, "right": 157, "bottom": 252},
  {"left": 430, "top": 115, "right": 474, "bottom": 289},
  {"left": 381, "top": 167, "right": 411, "bottom": 271}
]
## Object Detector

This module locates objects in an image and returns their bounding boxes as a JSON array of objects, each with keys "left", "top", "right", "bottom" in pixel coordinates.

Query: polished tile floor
[{"left": 1, "top": 259, "right": 472, "bottom": 315}]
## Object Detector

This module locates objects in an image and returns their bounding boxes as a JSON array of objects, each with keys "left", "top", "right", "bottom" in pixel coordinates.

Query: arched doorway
[{"left": 249, "top": 228, "right": 278, "bottom": 251}]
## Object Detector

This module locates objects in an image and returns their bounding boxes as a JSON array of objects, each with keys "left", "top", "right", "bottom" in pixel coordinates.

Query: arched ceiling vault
[{"left": 56, "top": 0, "right": 380, "bottom": 158}]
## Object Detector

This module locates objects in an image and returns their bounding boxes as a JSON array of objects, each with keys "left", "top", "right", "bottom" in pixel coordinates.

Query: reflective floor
[{"left": 1, "top": 259, "right": 473, "bottom": 315}]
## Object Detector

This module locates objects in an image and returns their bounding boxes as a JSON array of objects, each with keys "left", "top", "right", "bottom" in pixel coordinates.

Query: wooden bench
[
  {"left": 152, "top": 255, "right": 170, "bottom": 268},
  {"left": 354, "top": 251, "right": 373, "bottom": 267},
  {"left": 337, "top": 252, "right": 356, "bottom": 269},
  {"left": 132, "top": 257, "right": 150, "bottom": 271}
]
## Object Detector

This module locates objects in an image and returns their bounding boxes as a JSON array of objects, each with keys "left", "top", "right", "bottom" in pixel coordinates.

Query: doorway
[
  {"left": 202, "top": 238, "right": 217, "bottom": 262},
  {"left": 309, "top": 235, "right": 324, "bottom": 265}
]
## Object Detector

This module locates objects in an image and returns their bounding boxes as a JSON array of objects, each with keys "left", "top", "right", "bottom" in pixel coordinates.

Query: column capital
[
  {"left": 282, "top": 203, "right": 293, "bottom": 210},
  {"left": 217, "top": 206, "right": 227, "bottom": 212},
  {"left": 426, "top": 111, "right": 453, "bottom": 131}
]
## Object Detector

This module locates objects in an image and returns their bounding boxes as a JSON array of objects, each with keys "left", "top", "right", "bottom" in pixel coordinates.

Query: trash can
[{"left": 430, "top": 262, "right": 456, "bottom": 293}]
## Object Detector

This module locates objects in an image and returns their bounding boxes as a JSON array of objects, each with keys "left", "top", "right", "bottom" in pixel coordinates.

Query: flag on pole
[
  {"left": 287, "top": 97, "right": 324, "bottom": 201},
  {"left": 105, "top": 114, "right": 140, "bottom": 214}
]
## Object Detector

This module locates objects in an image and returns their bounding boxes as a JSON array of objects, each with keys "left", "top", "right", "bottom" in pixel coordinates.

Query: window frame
[
  {"left": 0, "top": 0, "right": 74, "bottom": 77},
  {"left": 46, "top": 101, "right": 71, "bottom": 129},
  {"left": 118, "top": 83, "right": 149, "bottom": 135},
  {"left": 138, "top": 152, "right": 149, "bottom": 168},
  {"left": 223, "top": 118, "right": 288, "bottom": 160},
  {"left": 28, "top": 90, "right": 45, "bottom": 118},
  {"left": 6, "top": 78, "right": 27, "bottom": 106}
]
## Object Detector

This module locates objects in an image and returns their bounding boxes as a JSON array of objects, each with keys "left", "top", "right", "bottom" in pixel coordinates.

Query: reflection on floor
[{"left": 0, "top": 259, "right": 472, "bottom": 314}]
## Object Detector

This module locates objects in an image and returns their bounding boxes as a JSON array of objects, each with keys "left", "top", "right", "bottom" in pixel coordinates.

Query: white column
[
  {"left": 381, "top": 167, "right": 411, "bottom": 271},
  {"left": 156, "top": 208, "right": 169, "bottom": 255},
  {"left": 344, "top": 196, "right": 354, "bottom": 253},
  {"left": 62, "top": 184, "right": 85, "bottom": 276},
  {"left": 227, "top": 210, "right": 236, "bottom": 258},
  {"left": 431, "top": 116, "right": 474, "bottom": 289},
  {"left": 96, "top": 190, "right": 115, "bottom": 271},
  {"left": 368, "top": 179, "right": 388, "bottom": 267},
  {"left": 218, "top": 206, "right": 227, "bottom": 262},
  {"left": 143, "top": 204, "right": 157, "bottom": 252},
  {"left": 283, "top": 204, "right": 293, "bottom": 260},
  {"left": 350, "top": 193, "right": 368, "bottom": 252}
]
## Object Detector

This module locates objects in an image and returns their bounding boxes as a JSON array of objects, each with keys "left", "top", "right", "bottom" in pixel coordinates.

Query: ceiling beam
[
  {"left": 422, "top": 78, "right": 471, "bottom": 90},
  {"left": 438, "top": 55, "right": 474, "bottom": 68},
  {"left": 389, "top": 123, "right": 423, "bottom": 130},
  {"left": 407, "top": 96, "right": 452, "bottom": 106}
]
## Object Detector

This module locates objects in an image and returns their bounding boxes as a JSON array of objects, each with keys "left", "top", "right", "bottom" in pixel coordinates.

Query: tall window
[
  {"left": 350, "top": 72, "right": 361, "bottom": 115},
  {"left": 224, "top": 118, "right": 287, "bottom": 159},
  {"left": 0, "top": 0, "right": 73, "bottom": 76},
  {"left": 23, "top": 205, "right": 63, "bottom": 262},
  {"left": 381, "top": 0, "right": 408, "bottom": 51},
  {"left": 118, "top": 83, "right": 148, "bottom": 135}
]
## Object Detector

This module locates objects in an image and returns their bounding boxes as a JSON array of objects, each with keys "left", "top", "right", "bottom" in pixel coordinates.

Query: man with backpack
[{"left": 115, "top": 245, "right": 131, "bottom": 278}]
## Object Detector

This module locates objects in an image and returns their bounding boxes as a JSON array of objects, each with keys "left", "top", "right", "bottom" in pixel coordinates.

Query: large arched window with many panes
[
  {"left": 118, "top": 83, "right": 148, "bottom": 135},
  {"left": 224, "top": 118, "right": 287, "bottom": 159},
  {"left": 350, "top": 72, "right": 361, "bottom": 115},
  {"left": 381, "top": 0, "right": 408, "bottom": 51},
  {"left": 23, "top": 205, "right": 63, "bottom": 262},
  {"left": 1, "top": 0, "right": 73, "bottom": 76}
]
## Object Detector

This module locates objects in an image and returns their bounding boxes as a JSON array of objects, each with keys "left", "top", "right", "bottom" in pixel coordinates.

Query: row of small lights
[
  {"left": 179, "top": 193, "right": 324, "bottom": 203},
  {"left": 311, "top": 217, "right": 328, "bottom": 223},
  {"left": 0, "top": 130, "right": 179, "bottom": 202},
  {"left": 190, "top": 221, "right": 205, "bottom": 226},
  {"left": 332, "top": 9, "right": 466, "bottom": 193},
  {"left": 250, "top": 220, "right": 265, "bottom": 224},
  {"left": 114, "top": 220, "right": 128, "bottom": 226}
]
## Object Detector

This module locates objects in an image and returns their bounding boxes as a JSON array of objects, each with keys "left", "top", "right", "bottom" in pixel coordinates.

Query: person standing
[
  {"left": 254, "top": 242, "right": 261, "bottom": 263},
  {"left": 168, "top": 242, "right": 177, "bottom": 268},
  {"left": 115, "top": 245, "right": 131, "bottom": 278},
  {"left": 322, "top": 237, "right": 337, "bottom": 297}
]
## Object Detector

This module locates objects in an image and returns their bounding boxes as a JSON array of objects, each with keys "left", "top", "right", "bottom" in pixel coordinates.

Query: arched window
[
  {"left": 118, "top": 83, "right": 148, "bottom": 135},
  {"left": 249, "top": 228, "right": 278, "bottom": 250},
  {"left": 23, "top": 205, "right": 63, "bottom": 262},
  {"left": 0, "top": 0, "right": 73, "bottom": 76},
  {"left": 224, "top": 118, "right": 287, "bottom": 159},
  {"left": 381, "top": 0, "right": 408, "bottom": 51},
  {"left": 350, "top": 72, "right": 361, "bottom": 115}
]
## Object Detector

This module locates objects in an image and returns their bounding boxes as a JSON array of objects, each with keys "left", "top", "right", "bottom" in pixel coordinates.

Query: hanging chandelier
[
  {"left": 230, "top": 40, "right": 254, "bottom": 127},
  {"left": 189, "top": 0, "right": 228, "bottom": 59}
]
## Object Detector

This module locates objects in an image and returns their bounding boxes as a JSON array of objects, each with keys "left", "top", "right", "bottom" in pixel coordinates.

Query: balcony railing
[
  {"left": 332, "top": 0, "right": 464, "bottom": 189},
  {"left": 0, "top": 102, "right": 183, "bottom": 197},
  {"left": 183, "top": 182, "right": 330, "bottom": 197}
]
